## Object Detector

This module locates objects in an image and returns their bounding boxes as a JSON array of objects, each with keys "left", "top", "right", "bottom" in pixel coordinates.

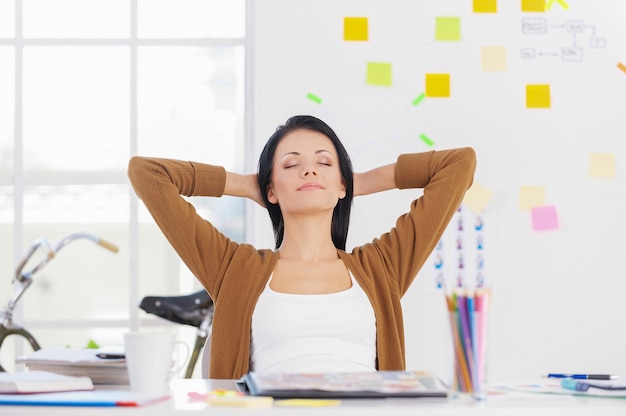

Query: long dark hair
[{"left": 257, "top": 115, "right": 354, "bottom": 250}]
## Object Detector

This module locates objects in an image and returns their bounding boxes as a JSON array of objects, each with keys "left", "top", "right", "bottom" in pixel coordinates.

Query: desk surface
[{"left": 2, "top": 379, "right": 626, "bottom": 415}]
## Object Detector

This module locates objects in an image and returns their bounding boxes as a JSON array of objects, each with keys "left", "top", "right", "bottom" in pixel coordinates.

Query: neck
[{"left": 278, "top": 213, "right": 337, "bottom": 262}]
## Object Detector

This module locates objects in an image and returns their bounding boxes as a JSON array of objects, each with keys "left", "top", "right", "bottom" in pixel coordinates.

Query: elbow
[{"left": 462, "top": 147, "right": 477, "bottom": 189}]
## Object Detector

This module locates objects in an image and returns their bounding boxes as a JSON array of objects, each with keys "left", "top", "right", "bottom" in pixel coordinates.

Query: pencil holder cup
[{"left": 445, "top": 287, "right": 491, "bottom": 400}]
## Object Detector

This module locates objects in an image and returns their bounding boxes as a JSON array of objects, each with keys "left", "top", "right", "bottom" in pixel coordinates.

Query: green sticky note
[
  {"left": 412, "top": 93, "right": 426, "bottom": 106},
  {"left": 435, "top": 17, "right": 461, "bottom": 41},
  {"left": 306, "top": 92, "right": 322, "bottom": 104},
  {"left": 420, "top": 133, "right": 434, "bottom": 147},
  {"left": 366, "top": 62, "right": 392, "bottom": 86}
]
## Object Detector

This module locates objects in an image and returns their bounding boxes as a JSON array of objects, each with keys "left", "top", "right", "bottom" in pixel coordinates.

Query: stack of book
[{"left": 17, "top": 348, "right": 128, "bottom": 385}]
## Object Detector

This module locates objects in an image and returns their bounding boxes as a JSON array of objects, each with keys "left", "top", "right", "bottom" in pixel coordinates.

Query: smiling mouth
[{"left": 298, "top": 183, "right": 323, "bottom": 191}]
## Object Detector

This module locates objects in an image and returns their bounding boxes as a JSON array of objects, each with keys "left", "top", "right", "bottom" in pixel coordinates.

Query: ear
[
  {"left": 267, "top": 184, "right": 278, "bottom": 204},
  {"left": 339, "top": 182, "right": 346, "bottom": 200}
]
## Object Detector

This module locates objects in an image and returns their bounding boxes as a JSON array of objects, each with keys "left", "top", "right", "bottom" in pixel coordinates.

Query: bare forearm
[
  {"left": 354, "top": 163, "right": 396, "bottom": 197},
  {"left": 225, "top": 171, "right": 264, "bottom": 206}
]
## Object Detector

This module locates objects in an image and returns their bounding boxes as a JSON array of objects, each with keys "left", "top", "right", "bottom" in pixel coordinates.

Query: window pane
[
  {"left": 0, "top": 186, "right": 12, "bottom": 222},
  {"left": 0, "top": 222, "right": 14, "bottom": 323},
  {"left": 23, "top": 0, "right": 129, "bottom": 38},
  {"left": 138, "top": 222, "right": 188, "bottom": 296},
  {"left": 23, "top": 184, "right": 128, "bottom": 223},
  {"left": 0, "top": 0, "right": 14, "bottom": 38},
  {"left": 0, "top": 47, "right": 13, "bottom": 174},
  {"left": 138, "top": 46, "right": 244, "bottom": 169},
  {"left": 21, "top": 224, "right": 128, "bottom": 321},
  {"left": 18, "top": 328, "right": 130, "bottom": 352},
  {"left": 138, "top": 0, "right": 245, "bottom": 39},
  {"left": 137, "top": 45, "right": 245, "bottom": 254},
  {"left": 23, "top": 47, "right": 129, "bottom": 172},
  {"left": 137, "top": 200, "right": 244, "bottom": 292}
]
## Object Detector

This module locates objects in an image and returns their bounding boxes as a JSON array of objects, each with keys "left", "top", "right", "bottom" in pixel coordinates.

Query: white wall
[{"left": 252, "top": 0, "right": 626, "bottom": 380}]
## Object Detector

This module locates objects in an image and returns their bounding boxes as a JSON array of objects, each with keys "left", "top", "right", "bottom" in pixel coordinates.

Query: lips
[{"left": 297, "top": 182, "right": 324, "bottom": 191}]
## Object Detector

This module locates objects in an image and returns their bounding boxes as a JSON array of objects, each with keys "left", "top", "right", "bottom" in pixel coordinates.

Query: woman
[{"left": 128, "top": 115, "right": 476, "bottom": 379}]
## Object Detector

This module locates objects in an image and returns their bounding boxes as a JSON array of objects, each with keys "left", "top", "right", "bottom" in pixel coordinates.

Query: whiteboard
[{"left": 251, "top": 0, "right": 626, "bottom": 380}]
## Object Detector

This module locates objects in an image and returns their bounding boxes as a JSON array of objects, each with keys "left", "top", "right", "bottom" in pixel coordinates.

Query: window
[{"left": 0, "top": 0, "right": 248, "bottom": 377}]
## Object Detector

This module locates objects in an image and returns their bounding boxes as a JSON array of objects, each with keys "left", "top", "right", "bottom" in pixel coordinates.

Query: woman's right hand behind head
[
  {"left": 248, "top": 173, "right": 266, "bottom": 207},
  {"left": 224, "top": 172, "right": 265, "bottom": 207}
]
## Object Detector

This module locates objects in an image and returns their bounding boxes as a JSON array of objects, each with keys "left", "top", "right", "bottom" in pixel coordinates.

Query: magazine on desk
[
  {"left": 17, "top": 347, "right": 128, "bottom": 385},
  {"left": 240, "top": 370, "right": 448, "bottom": 398},
  {"left": 0, "top": 371, "right": 94, "bottom": 394}
]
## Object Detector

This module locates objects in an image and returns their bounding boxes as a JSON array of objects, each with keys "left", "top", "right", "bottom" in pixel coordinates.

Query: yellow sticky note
[
  {"left": 519, "top": 185, "right": 545, "bottom": 211},
  {"left": 546, "top": 0, "right": 569, "bottom": 10},
  {"left": 521, "top": 0, "right": 545, "bottom": 12},
  {"left": 276, "top": 399, "right": 341, "bottom": 407},
  {"left": 344, "top": 17, "right": 368, "bottom": 41},
  {"left": 206, "top": 396, "right": 274, "bottom": 408},
  {"left": 526, "top": 84, "right": 550, "bottom": 108},
  {"left": 425, "top": 73, "right": 450, "bottom": 97},
  {"left": 435, "top": 17, "right": 461, "bottom": 41},
  {"left": 367, "top": 62, "right": 392, "bottom": 86},
  {"left": 589, "top": 153, "right": 616, "bottom": 178},
  {"left": 463, "top": 182, "right": 494, "bottom": 214},
  {"left": 556, "top": 0, "right": 570, "bottom": 9},
  {"left": 481, "top": 46, "right": 507, "bottom": 72},
  {"left": 473, "top": 0, "right": 498, "bottom": 13}
]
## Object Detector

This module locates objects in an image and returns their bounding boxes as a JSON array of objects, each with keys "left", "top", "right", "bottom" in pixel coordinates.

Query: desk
[{"left": 3, "top": 379, "right": 626, "bottom": 415}]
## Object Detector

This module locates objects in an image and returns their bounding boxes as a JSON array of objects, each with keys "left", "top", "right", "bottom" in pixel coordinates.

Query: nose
[{"left": 301, "top": 164, "right": 318, "bottom": 177}]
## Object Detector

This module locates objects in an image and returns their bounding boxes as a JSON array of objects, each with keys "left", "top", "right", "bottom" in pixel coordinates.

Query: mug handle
[{"left": 170, "top": 340, "right": 191, "bottom": 376}]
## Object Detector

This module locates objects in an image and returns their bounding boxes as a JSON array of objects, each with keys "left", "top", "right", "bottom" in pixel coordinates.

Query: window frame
[{"left": 1, "top": 0, "right": 255, "bottom": 372}]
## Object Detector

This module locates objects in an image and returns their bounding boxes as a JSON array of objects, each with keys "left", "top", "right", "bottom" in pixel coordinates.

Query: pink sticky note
[{"left": 530, "top": 205, "right": 559, "bottom": 231}]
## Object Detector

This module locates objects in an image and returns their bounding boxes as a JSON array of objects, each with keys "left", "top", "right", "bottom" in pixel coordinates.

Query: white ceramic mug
[{"left": 124, "top": 331, "right": 189, "bottom": 395}]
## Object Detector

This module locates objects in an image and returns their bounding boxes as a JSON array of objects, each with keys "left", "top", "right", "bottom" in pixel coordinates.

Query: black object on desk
[{"left": 139, "top": 290, "right": 214, "bottom": 378}]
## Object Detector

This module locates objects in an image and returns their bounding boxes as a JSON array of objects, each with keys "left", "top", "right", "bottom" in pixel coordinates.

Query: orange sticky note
[
  {"left": 481, "top": 46, "right": 507, "bottom": 71},
  {"left": 366, "top": 62, "right": 392, "bottom": 86},
  {"left": 519, "top": 186, "right": 545, "bottom": 211},
  {"left": 425, "top": 73, "right": 450, "bottom": 97},
  {"left": 344, "top": 17, "right": 368, "bottom": 41},
  {"left": 526, "top": 84, "right": 550, "bottom": 108},
  {"left": 521, "top": 0, "right": 545, "bottom": 12},
  {"left": 435, "top": 17, "right": 461, "bottom": 41},
  {"left": 463, "top": 182, "right": 494, "bottom": 214},
  {"left": 589, "top": 153, "right": 616, "bottom": 178},
  {"left": 473, "top": 0, "right": 497, "bottom": 13},
  {"left": 531, "top": 205, "right": 559, "bottom": 231}
]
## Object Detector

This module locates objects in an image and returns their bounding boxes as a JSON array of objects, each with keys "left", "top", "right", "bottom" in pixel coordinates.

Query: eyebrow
[{"left": 280, "top": 150, "right": 334, "bottom": 159}]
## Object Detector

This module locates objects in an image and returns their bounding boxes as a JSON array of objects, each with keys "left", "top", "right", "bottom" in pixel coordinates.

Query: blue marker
[{"left": 546, "top": 374, "right": 617, "bottom": 380}]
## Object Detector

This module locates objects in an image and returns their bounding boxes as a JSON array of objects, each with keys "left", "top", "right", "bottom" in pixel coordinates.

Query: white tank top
[{"left": 250, "top": 272, "right": 377, "bottom": 373}]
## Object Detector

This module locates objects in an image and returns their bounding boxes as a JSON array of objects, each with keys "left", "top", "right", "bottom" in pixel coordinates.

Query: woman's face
[{"left": 267, "top": 129, "right": 346, "bottom": 215}]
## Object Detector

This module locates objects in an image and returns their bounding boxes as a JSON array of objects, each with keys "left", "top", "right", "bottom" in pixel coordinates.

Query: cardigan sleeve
[
  {"left": 127, "top": 156, "right": 239, "bottom": 296},
  {"left": 371, "top": 147, "right": 476, "bottom": 295}
]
